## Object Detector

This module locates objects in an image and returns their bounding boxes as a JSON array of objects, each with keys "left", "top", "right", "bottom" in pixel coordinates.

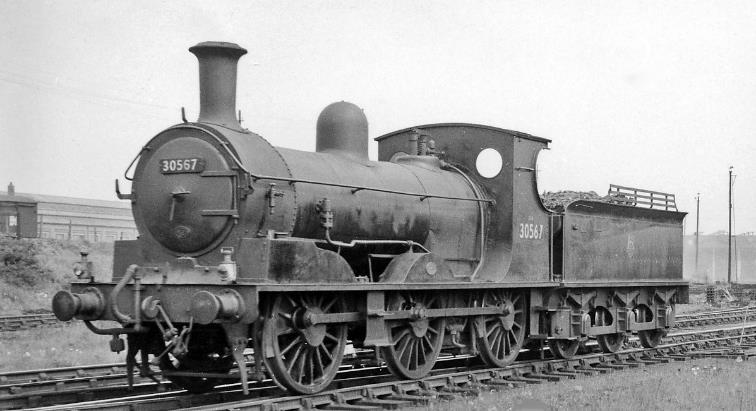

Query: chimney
[
  {"left": 7, "top": 182, "right": 14, "bottom": 196},
  {"left": 188, "top": 41, "right": 247, "bottom": 130}
]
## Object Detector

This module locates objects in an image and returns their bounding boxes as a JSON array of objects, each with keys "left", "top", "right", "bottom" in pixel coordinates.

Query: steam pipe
[
  {"left": 323, "top": 225, "right": 429, "bottom": 253},
  {"left": 84, "top": 320, "right": 145, "bottom": 335},
  {"left": 110, "top": 264, "right": 145, "bottom": 331}
]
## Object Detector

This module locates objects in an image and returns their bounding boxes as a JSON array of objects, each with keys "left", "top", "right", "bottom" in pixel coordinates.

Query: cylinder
[{"left": 188, "top": 41, "right": 247, "bottom": 130}]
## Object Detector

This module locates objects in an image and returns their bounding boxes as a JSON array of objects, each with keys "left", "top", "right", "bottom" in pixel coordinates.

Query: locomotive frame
[{"left": 52, "top": 41, "right": 687, "bottom": 395}]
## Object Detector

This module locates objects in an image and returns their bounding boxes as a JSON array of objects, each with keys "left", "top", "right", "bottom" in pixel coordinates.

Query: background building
[
  {"left": 0, "top": 183, "right": 38, "bottom": 238},
  {"left": 1, "top": 183, "right": 136, "bottom": 241}
]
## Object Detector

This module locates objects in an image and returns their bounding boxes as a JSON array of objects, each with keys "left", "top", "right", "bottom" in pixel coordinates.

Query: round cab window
[{"left": 475, "top": 148, "right": 503, "bottom": 178}]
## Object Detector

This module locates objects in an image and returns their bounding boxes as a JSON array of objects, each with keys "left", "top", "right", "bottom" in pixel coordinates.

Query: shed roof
[
  {"left": 0, "top": 194, "right": 37, "bottom": 204},
  {"left": 0, "top": 191, "right": 129, "bottom": 209}
]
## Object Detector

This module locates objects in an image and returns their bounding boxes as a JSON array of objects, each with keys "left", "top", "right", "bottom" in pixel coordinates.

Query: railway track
[
  {"left": 4, "top": 323, "right": 756, "bottom": 410},
  {"left": 0, "top": 313, "right": 61, "bottom": 332},
  {"left": 674, "top": 306, "right": 756, "bottom": 328}
]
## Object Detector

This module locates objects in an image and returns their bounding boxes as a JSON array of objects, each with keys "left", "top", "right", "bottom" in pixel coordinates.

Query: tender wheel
[
  {"left": 380, "top": 292, "right": 445, "bottom": 379},
  {"left": 158, "top": 325, "right": 234, "bottom": 393},
  {"left": 638, "top": 329, "right": 665, "bottom": 348},
  {"left": 577, "top": 340, "right": 593, "bottom": 354},
  {"left": 262, "top": 293, "right": 347, "bottom": 394},
  {"left": 596, "top": 333, "right": 625, "bottom": 353},
  {"left": 593, "top": 306, "right": 624, "bottom": 353},
  {"left": 548, "top": 339, "right": 580, "bottom": 359},
  {"left": 476, "top": 290, "right": 526, "bottom": 367}
]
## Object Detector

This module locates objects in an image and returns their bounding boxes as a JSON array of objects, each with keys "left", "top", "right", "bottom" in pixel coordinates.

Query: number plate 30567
[{"left": 159, "top": 158, "right": 205, "bottom": 174}]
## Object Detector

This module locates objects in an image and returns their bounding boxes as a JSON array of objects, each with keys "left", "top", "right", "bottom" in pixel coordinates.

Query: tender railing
[{"left": 607, "top": 184, "right": 678, "bottom": 211}]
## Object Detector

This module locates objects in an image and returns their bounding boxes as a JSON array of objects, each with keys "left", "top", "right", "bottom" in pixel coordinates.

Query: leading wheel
[
  {"left": 262, "top": 293, "right": 347, "bottom": 394},
  {"left": 548, "top": 339, "right": 580, "bottom": 359},
  {"left": 638, "top": 329, "right": 665, "bottom": 348},
  {"left": 380, "top": 292, "right": 445, "bottom": 380},
  {"left": 476, "top": 290, "right": 526, "bottom": 367}
]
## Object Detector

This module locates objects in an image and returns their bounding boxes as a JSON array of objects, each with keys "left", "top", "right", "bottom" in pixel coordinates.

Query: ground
[{"left": 414, "top": 357, "right": 756, "bottom": 411}]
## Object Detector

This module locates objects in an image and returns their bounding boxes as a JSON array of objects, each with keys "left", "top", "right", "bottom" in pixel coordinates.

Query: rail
[
  {"left": 9, "top": 324, "right": 756, "bottom": 410},
  {"left": 0, "top": 313, "right": 62, "bottom": 332}
]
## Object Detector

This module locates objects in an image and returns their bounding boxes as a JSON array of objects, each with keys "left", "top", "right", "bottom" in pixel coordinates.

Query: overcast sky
[{"left": 1, "top": 1, "right": 755, "bottom": 235}]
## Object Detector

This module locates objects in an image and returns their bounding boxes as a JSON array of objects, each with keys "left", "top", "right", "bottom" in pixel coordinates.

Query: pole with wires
[
  {"left": 728, "top": 166, "right": 733, "bottom": 284},
  {"left": 695, "top": 193, "right": 700, "bottom": 280}
]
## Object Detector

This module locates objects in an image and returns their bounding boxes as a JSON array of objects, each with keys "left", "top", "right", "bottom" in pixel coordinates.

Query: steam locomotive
[{"left": 52, "top": 41, "right": 688, "bottom": 395}]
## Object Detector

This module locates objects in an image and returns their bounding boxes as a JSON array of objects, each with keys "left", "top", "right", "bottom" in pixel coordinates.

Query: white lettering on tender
[{"left": 518, "top": 222, "right": 544, "bottom": 239}]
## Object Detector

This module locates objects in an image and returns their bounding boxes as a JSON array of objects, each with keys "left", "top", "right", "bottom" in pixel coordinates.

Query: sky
[{"left": 1, "top": 1, "right": 755, "bottom": 235}]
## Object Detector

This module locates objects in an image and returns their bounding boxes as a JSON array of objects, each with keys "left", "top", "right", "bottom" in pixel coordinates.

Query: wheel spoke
[
  {"left": 319, "top": 343, "right": 334, "bottom": 363},
  {"left": 491, "top": 327, "right": 502, "bottom": 355},
  {"left": 422, "top": 334, "right": 433, "bottom": 352},
  {"left": 417, "top": 338, "right": 427, "bottom": 365},
  {"left": 280, "top": 335, "right": 302, "bottom": 356},
  {"left": 503, "top": 329, "right": 511, "bottom": 356},
  {"left": 486, "top": 322, "right": 500, "bottom": 338},
  {"left": 284, "top": 294, "right": 298, "bottom": 309},
  {"left": 507, "top": 329, "right": 518, "bottom": 353},
  {"left": 323, "top": 297, "right": 337, "bottom": 313},
  {"left": 396, "top": 332, "right": 412, "bottom": 362},
  {"left": 491, "top": 326, "right": 504, "bottom": 346},
  {"left": 308, "top": 349, "right": 315, "bottom": 382},
  {"left": 400, "top": 338, "right": 414, "bottom": 367},
  {"left": 412, "top": 339, "right": 420, "bottom": 370},
  {"left": 286, "top": 344, "right": 304, "bottom": 373},
  {"left": 493, "top": 329, "right": 503, "bottom": 358},
  {"left": 277, "top": 325, "right": 296, "bottom": 336},
  {"left": 324, "top": 331, "right": 340, "bottom": 343},
  {"left": 315, "top": 345, "right": 326, "bottom": 370},
  {"left": 296, "top": 348, "right": 307, "bottom": 383},
  {"left": 391, "top": 328, "right": 411, "bottom": 344}
]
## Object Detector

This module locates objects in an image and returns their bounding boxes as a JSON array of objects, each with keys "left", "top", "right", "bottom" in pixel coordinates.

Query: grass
[
  {"left": 0, "top": 238, "right": 123, "bottom": 373},
  {"left": 0, "top": 238, "right": 113, "bottom": 315},
  {"left": 413, "top": 357, "right": 756, "bottom": 411},
  {"left": 0, "top": 321, "right": 126, "bottom": 372}
]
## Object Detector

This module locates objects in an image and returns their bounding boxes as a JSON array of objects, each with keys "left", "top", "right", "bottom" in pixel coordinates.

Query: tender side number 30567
[{"left": 519, "top": 223, "right": 544, "bottom": 239}]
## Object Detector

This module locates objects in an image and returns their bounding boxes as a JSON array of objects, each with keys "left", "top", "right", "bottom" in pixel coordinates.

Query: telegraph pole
[
  {"left": 695, "top": 193, "right": 700, "bottom": 280},
  {"left": 728, "top": 166, "right": 733, "bottom": 284}
]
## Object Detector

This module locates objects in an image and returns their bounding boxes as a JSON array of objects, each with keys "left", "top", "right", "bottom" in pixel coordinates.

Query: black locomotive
[{"left": 52, "top": 41, "right": 688, "bottom": 395}]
